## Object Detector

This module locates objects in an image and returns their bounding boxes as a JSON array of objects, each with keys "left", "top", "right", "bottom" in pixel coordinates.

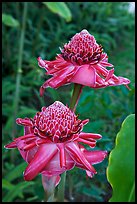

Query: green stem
[
  {"left": 47, "top": 193, "right": 54, "bottom": 202},
  {"left": 31, "top": 5, "right": 45, "bottom": 56},
  {"left": 68, "top": 174, "right": 74, "bottom": 201},
  {"left": 70, "top": 83, "right": 83, "bottom": 111},
  {"left": 57, "top": 83, "right": 83, "bottom": 202},
  {"left": 12, "top": 2, "right": 28, "bottom": 139},
  {"left": 42, "top": 175, "right": 56, "bottom": 202},
  {"left": 57, "top": 172, "right": 66, "bottom": 202}
]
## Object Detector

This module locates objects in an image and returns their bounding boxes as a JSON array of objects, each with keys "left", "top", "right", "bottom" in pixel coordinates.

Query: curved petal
[
  {"left": 40, "top": 65, "right": 77, "bottom": 91},
  {"left": 19, "top": 147, "right": 38, "bottom": 163},
  {"left": 56, "top": 143, "right": 66, "bottom": 168},
  {"left": 16, "top": 118, "right": 32, "bottom": 126},
  {"left": 4, "top": 141, "right": 17, "bottom": 149},
  {"left": 46, "top": 61, "right": 73, "bottom": 75},
  {"left": 41, "top": 75, "right": 68, "bottom": 89},
  {"left": 70, "top": 64, "right": 96, "bottom": 87},
  {"left": 100, "top": 61, "right": 113, "bottom": 67},
  {"left": 79, "top": 132, "right": 102, "bottom": 140},
  {"left": 75, "top": 148, "right": 107, "bottom": 172},
  {"left": 37, "top": 57, "right": 49, "bottom": 71},
  {"left": 105, "top": 68, "right": 114, "bottom": 81},
  {"left": 108, "top": 76, "right": 130, "bottom": 86},
  {"left": 66, "top": 142, "right": 96, "bottom": 174},
  {"left": 77, "top": 138, "right": 96, "bottom": 148},
  {"left": 41, "top": 151, "right": 75, "bottom": 176},
  {"left": 24, "top": 144, "right": 58, "bottom": 181},
  {"left": 24, "top": 126, "right": 34, "bottom": 135},
  {"left": 83, "top": 150, "right": 107, "bottom": 164}
]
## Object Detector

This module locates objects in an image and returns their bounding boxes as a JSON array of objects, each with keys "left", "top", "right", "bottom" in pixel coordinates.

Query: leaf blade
[
  {"left": 5, "top": 162, "right": 27, "bottom": 182},
  {"left": 107, "top": 114, "right": 135, "bottom": 202},
  {"left": 43, "top": 2, "right": 72, "bottom": 22},
  {"left": 2, "top": 13, "right": 19, "bottom": 27}
]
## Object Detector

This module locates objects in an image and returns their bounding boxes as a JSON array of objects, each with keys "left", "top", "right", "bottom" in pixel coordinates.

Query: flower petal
[
  {"left": 70, "top": 65, "right": 96, "bottom": 87},
  {"left": 108, "top": 76, "right": 130, "bottom": 86},
  {"left": 4, "top": 141, "right": 17, "bottom": 149},
  {"left": 57, "top": 143, "right": 66, "bottom": 168},
  {"left": 105, "top": 68, "right": 114, "bottom": 81},
  {"left": 41, "top": 75, "right": 67, "bottom": 89},
  {"left": 19, "top": 147, "right": 38, "bottom": 163},
  {"left": 83, "top": 150, "right": 107, "bottom": 164},
  {"left": 79, "top": 132, "right": 102, "bottom": 140},
  {"left": 66, "top": 142, "right": 96, "bottom": 174},
  {"left": 16, "top": 118, "right": 32, "bottom": 126},
  {"left": 41, "top": 151, "right": 75, "bottom": 176},
  {"left": 37, "top": 57, "right": 49, "bottom": 70},
  {"left": 24, "top": 144, "right": 58, "bottom": 181},
  {"left": 77, "top": 138, "right": 96, "bottom": 148}
]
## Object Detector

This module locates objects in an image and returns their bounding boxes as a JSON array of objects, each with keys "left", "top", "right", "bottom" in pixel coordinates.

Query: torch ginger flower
[
  {"left": 5, "top": 101, "right": 107, "bottom": 185},
  {"left": 38, "top": 29, "right": 130, "bottom": 96}
]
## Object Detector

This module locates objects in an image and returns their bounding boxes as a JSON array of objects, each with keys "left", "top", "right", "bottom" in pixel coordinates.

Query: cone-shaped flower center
[
  {"left": 61, "top": 29, "right": 103, "bottom": 65},
  {"left": 33, "top": 101, "right": 83, "bottom": 143}
]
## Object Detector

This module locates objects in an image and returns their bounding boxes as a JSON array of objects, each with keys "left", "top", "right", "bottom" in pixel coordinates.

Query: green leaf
[
  {"left": 2, "top": 13, "right": 19, "bottom": 27},
  {"left": 43, "top": 2, "right": 72, "bottom": 22},
  {"left": 107, "top": 114, "right": 135, "bottom": 202},
  {"left": 2, "top": 179, "right": 14, "bottom": 190},
  {"left": 2, "top": 181, "right": 34, "bottom": 202},
  {"left": 6, "top": 162, "right": 27, "bottom": 182}
]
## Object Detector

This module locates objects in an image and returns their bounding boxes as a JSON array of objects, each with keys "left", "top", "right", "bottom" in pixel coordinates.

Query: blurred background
[{"left": 2, "top": 2, "right": 135, "bottom": 202}]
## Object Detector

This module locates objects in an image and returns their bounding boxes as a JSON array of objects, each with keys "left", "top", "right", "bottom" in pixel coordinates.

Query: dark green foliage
[{"left": 2, "top": 2, "right": 135, "bottom": 202}]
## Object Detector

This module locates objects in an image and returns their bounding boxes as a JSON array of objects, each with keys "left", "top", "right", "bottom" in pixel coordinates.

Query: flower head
[
  {"left": 5, "top": 101, "right": 107, "bottom": 185},
  {"left": 38, "top": 29, "right": 130, "bottom": 96}
]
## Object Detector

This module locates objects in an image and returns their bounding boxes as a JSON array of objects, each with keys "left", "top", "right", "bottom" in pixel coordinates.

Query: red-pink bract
[
  {"left": 38, "top": 29, "right": 130, "bottom": 96},
  {"left": 5, "top": 101, "right": 107, "bottom": 186}
]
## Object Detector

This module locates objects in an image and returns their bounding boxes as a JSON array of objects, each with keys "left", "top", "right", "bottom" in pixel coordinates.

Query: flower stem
[
  {"left": 42, "top": 175, "right": 56, "bottom": 202},
  {"left": 57, "top": 172, "right": 66, "bottom": 202},
  {"left": 70, "top": 83, "right": 83, "bottom": 111}
]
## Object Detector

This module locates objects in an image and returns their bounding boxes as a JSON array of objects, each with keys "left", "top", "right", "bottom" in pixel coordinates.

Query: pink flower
[
  {"left": 5, "top": 101, "right": 107, "bottom": 186},
  {"left": 38, "top": 29, "right": 130, "bottom": 96}
]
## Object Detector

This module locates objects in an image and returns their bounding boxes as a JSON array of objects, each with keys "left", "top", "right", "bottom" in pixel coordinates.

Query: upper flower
[
  {"left": 5, "top": 101, "right": 107, "bottom": 185},
  {"left": 38, "top": 29, "right": 130, "bottom": 96}
]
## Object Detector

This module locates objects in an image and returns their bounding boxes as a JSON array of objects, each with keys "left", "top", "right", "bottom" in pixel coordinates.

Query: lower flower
[{"left": 5, "top": 101, "right": 107, "bottom": 186}]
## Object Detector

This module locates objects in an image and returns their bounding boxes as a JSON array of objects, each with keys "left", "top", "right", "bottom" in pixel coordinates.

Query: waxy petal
[
  {"left": 41, "top": 151, "right": 75, "bottom": 176},
  {"left": 66, "top": 142, "right": 96, "bottom": 174},
  {"left": 83, "top": 150, "right": 107, "bottom": 164},
  {"left": 16, "top": 118, "right": 32, "bottom": 126},
  {"left": 77, "top": 138, "right": 96, "bottom": 148},
  {"left": 70, "top": 65, "right": 96, "bottom": 87},
  {"left": 24, "top": 144, "right": 58, "bottom": 181},
  {"left": 79, "top": 132, "right": 102, "bottom": 140},
  {"left": 4, "top": 141, "right": 17, "bottom": 149},
  {"left": 75, "top": 149, "right": 107, "bottom": 170},
  {"left": 105, "top": 68, "right": 114, "bottom": 81},
  {"left": 19, "top": 147, "right": 38, "bottom": 163},
  {"left": 57, "top": 143, "right": 66, "bottom": 168}
]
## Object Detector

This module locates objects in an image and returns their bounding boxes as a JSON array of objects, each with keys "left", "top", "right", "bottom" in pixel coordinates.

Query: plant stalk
[
  {"left": 42, "top": 175, "right": 56, "bottom": 202},
  {"left": 57, "top": 172, "right": 66, "bottom": 202},
  {"left": 12, "top": 2, "right": 28, "bottom": 139},
  {"left": 70, "top": 83, "right": 83, "bottom": 111}
]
